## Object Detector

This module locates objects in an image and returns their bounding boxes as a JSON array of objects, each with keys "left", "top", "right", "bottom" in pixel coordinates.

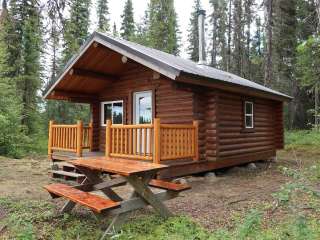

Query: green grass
[
  {"left": 285, "top": 130, "right": 320, "bottom": 147},
  {"left": 1, "top": 192, "right": 320, "bottom": 240},
  {"left": 2, "top": 130, "right": 320, "bottom": 239}
]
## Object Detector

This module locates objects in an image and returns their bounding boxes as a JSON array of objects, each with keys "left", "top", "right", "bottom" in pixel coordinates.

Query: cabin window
[
  {"left": 244, "top": 101, "right": 254, "bottom": 128},
  {"left": 101, "top": 101, "right": 123, "bottom": 126}
]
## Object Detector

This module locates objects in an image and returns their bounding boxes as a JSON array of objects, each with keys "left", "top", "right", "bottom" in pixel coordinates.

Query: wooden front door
[{"left": 133, "top": 91, "right": 153, "bottom": 154}]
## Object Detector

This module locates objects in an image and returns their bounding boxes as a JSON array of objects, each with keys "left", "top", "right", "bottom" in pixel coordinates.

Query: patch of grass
[
  {"left": 2, "top": 195, "right": 320, "bottom": 240},
  {"left": 285, "top": 130, "right": 320, "bottom": 147}
]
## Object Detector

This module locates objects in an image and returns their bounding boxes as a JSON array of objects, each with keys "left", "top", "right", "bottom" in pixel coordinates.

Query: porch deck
[{"left": 52, "top": 151, "right": 105, "bottom": 162}]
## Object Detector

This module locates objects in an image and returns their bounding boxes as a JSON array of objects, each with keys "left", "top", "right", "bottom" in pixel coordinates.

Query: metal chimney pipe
[{"left": 198, "top": 9, "right": 206, "bottom": 65}]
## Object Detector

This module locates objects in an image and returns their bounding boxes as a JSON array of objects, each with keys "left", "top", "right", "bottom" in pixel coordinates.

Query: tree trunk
[{"left": 264, "top": 0, "right": 273, "bottom": 87}]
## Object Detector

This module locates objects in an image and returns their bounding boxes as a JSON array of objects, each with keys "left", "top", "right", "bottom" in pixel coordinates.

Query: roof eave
[
  {"left": 43, "top": 32, "right": 181, "bottom": 99},
  {"left": 178, "top": 72, "right": 293, "bottom": 102}
]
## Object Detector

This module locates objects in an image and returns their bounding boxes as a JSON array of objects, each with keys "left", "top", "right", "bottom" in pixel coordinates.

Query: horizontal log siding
[
  {"left": 274, "top": 101, "right": 284, "bottom": 149},
  {"left": 217, "top": 92, "right": 276, "bottom": 159},
  {"left": 97, "top": 65, "right": 194, "bottom": 151},
  {"left": 193, "top": 90, "right": 218, "bottom": 161}
]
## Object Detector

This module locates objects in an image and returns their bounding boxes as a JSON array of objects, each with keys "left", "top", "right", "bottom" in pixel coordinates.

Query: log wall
[
  {"left": 97, "top": 64, "right": 194, "bottom": 151},
  {"left": 89, "top": 62, "right": 283, "bottom": 164},
  {"left": 216, "top": 91, "right": 277, "bottom": 160}
]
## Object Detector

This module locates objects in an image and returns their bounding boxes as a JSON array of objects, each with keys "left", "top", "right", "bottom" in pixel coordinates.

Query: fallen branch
[{"left": 227, "top": 198, "right": 248, "bottom": 205}]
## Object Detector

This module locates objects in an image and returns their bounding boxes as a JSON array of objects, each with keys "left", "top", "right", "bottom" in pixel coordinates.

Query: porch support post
[
  {"left": 76, "top": 120, "right": 83, "bottom": 157},
  {"left": 88, "top": 121, "right": 93, "bottom": 151},
  {"left": 193, "top": 120, "right": 199, "bottom": 161},
  {"left": 153, "top": 118, "right": 161, "bottom": 164},
  {"left": 48, "top": 120, "right": 54, "bottom": 160},
  {"left": 105, "top": 120, "right": 112, "bottom": 158}
]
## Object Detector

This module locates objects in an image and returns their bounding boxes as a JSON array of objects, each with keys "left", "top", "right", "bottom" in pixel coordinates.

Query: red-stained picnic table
[{"left": 44, "top": 157, "right": 190, "bottom": 239}]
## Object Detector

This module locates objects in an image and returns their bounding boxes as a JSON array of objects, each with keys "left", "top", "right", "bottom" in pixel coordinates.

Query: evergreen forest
[{"left": 0, "top": 0, "right": 320, "bottom": 157}]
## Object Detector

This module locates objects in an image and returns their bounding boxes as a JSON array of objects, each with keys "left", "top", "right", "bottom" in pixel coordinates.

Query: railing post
[
  {"left": 88, "top": 121, "right": 93, "bottom": 152},
  {"left": 76, "top": 120, "right": 83, "bottom": 157},
  {"left": 193, "top": 120, "right": 199, "bottom": 161},
  {"left": 153, "top": 118, "right": 161, "bottom": 164},
  {"left": 105, "top": 120, "right": 112, "bottom": 158},
  {"left": 48, "top": 120, "right": 54, "bottom": 160}
]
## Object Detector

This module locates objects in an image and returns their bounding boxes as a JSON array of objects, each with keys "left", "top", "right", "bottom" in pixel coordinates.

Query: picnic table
[{"left": 44, "top": 157, "right": 190, "bottom": 239}]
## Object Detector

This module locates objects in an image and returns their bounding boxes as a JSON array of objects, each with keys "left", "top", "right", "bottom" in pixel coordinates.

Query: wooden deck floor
[{"left": 52, "top": 151, "right": 105, "bottom": 161}]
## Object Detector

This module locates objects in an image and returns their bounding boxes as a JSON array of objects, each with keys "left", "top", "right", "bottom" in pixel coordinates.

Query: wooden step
[
  {"left": 44, "top": 183, "right": 120, "bottom": 213},
  {"left": 149, "top": 179, "right": 191, "bottom": 192},
  {"left": 49, "top": 170, "right": 85, "bottom": 183},
  {"left": 56, "top": 162, "right": 75, "bottom": 169},
  {"left": 49, "top": 170, "right": 84, "bottom": 178}
]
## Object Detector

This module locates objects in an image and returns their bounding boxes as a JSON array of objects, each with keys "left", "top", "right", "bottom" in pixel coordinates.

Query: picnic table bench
[{"left": 44, "top": 157, "right": 190, "bottom": 239}]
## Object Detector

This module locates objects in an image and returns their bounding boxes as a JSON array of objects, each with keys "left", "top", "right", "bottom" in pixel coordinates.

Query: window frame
[
  {"left": 100, "top": 100, "right": 124, "bottom": 126},
  {"left": 244, "top": 101, "right": 254, "bottom": 129}
]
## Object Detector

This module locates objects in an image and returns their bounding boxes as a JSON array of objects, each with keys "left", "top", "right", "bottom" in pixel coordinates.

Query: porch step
[
  {"left": 54, "top": 162, "right": 78, "bottom": 172},
  {"left": 44, "top": 183, "right": 120, "bottom": 213},
  {"left": 52, "top": 153, "right": 78, "bottom": 162},
  {"left": 49, "top": 170, "right": 85, "bottom": 183}
]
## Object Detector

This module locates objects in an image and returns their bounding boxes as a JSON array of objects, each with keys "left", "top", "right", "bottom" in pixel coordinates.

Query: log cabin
[{"left": 43, "top": 30, "right": 291, "bottom": 179}]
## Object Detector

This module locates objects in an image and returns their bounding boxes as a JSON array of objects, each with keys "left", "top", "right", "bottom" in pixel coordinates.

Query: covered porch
[{"left": 48, "top": 118, "right": 199, "bottom": 164}]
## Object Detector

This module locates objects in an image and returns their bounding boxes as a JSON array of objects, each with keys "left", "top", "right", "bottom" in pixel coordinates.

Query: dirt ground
[{"left": 0, "top": 148, "right": 313, "bottom": 230}]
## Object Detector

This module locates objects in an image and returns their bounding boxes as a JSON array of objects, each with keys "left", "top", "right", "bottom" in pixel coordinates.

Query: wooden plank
[
  {"left": 76, "top": 120, "right": 83, "bottom": 157},
  {"left": 153, "top": 118, "right": 161, "bottom": 164},
  {"left": 48, "top": 120, "right": 54, "bottom": 159},
  {"left": 110, "top": 153, "right": 153, "bottom": 161},
  {"left": 70, "top": 158, "right": 167, "bottom": 176},
  {"left": 44, "top": 183, "right": 120, "bottom": 213},
  {"left": 105, "top": 120, "right": 112, "bottom": 157},
  {"left": 149, "top": 179, "right": 191, "bottom": 192},
  {"left": 49, "top": 170, "right": 85, "bottom": 178}
]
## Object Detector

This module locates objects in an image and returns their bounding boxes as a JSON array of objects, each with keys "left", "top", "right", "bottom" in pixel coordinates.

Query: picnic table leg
[
  {"left": 76, "top": 166, "right": 123, "bottom": 202},
  {"left": 127, "top": 174, "right": 173, "bottom": 218},
  {"left": 60, "top": 177, "right": 89, "bottom": 213}
]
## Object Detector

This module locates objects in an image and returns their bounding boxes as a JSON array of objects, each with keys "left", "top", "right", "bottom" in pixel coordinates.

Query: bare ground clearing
[{"left": 0, "top": 147, "right": 316, "bottom": 230}]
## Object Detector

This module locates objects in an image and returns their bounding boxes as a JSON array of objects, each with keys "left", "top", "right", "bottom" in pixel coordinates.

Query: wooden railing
[
  {"left": 48, "top": 120, "right": 93, "bottom": 158},
  {"left": 105, "top": 118, "right": 199, "bottom": 163}
]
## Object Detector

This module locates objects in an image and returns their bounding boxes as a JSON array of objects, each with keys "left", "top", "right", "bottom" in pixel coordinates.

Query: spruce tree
[
  {"left": 243, "top": 0, "right": 253, "bottom": 79},
  {"left": 52, "top": 0, "right": 91, "bottom": 124},
  {"left": 250, "top": 16, "right": 264, "bottom": 84},
  {"left": 63, "top": 0, "right": 91, "bottom": 63},
  {"left": 209, "top": 0, "right": 228, "bottom": 69},
  {"left": 274, "top": 0, "right": 298, "bottom": 128},
  {"left": 147, "top": 0, "right": 180, "bottom": 55},
  {"left": 264, "top": 0, "right": 273, "bottom": 87},
  {"left": 232, "top": 0, "right": 244, "bottom": 76},
  {"left": 120, "top": 0, "right": 135, "bottom": 40},
  {"left": 187, "top": 0, "right": 201, "bottom": 62},
  {"left": 132, "top": 10, "right": 150, "bottom": 45},
  {"left": 5, "top": 0, "right": 42, "bottom": 135},
  {"left": 97, "top": 0, "right": 110, "bottom": 32},
  {"left": 0, "top": 4, "right": 27, "bottom": 157}
]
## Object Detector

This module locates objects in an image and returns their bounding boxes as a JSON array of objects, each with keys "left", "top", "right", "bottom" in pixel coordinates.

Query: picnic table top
[{"left": 69, "top": 157, "right": 168, "bottom": 176}]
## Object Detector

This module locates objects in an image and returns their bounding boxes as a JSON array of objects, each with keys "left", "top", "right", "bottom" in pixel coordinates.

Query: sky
[{"left": 90, "top": 0, "right": 212, "bottom": 59}]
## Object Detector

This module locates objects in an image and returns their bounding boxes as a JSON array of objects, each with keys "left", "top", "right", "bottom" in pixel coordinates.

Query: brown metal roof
[{"left": 44, "top": 31, "right": 292, "bottom": 101}]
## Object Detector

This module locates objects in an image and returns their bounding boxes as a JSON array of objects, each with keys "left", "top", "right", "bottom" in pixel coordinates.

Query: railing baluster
[{"left": 133, "top": 128, "right": 137, "bottom": 155}]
